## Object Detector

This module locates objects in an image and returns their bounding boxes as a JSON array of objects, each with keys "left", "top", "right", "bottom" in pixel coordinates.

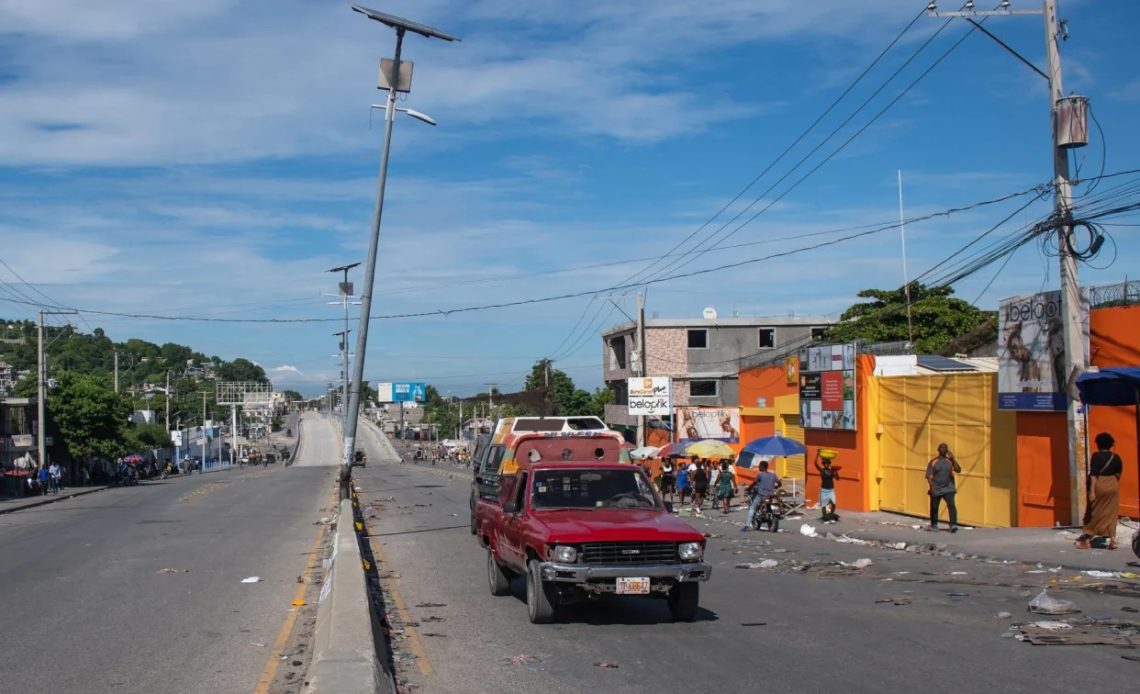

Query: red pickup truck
[{"left": 477, "top": 438, "right": 711, "bottom": 623}]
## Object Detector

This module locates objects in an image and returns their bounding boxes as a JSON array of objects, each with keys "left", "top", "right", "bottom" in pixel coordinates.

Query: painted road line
[
  {"left": 366, "top": 531, "right": 433, "bottom": 677},
  {"left": 252, "top": 479, "right": 340, "bottom": 694}
]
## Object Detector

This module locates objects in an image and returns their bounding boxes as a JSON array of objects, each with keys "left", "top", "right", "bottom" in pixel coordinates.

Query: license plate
[{"left": 616, "top": 577, "right": 650, "bottom": 595}]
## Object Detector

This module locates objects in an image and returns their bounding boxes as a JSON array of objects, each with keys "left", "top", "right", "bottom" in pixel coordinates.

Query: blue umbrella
[{"left": 742, "top": 435, "right": 806, "bottom": 458}]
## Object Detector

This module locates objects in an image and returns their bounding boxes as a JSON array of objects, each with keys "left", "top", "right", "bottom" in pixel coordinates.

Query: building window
[
  {"left": 690, "top": 380, "right": 718, "bottom": 397},
  {"left": 687, "top": 329, "right": 708, "bottom": 349},
  {"left": 758, "top": 328, "right": 776, "bottom": 349},
  {"left": 609, "top": 337, "right": 627, "bottom": 370},
  {"left": 811, "top": 327, "right": 828, "bottom": 342}
]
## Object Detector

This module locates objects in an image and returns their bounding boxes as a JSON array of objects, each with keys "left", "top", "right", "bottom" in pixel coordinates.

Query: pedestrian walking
[
  {"left": 691, "top": 462, "right": 709, "bottom": 512},
  {"left": 658, "top": 460, "right": 675, "bottom": 502},
  {"left": 714, "top": 460, "right": 736, "bottom": 514},
  {"left": 925, "top": 443, "right": 961, "bottom": 532},
  {"left": 48, "top": 461, "right": 62, "bottom": 494},
  {"left": 676, "top": 463, "right": 690, "bottom": 505},
  {"left": 814, "top": 450, "right": 842, "bottom": 522},
  {"left": 1076, "top": 432, "right": 1123, "bottom": 550},
  {"left": 38, "top": 465, "right": 50, "bottom": 495}
]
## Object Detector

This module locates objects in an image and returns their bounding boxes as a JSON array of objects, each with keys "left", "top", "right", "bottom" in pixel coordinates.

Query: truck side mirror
[{"left": 502, "top": 501, "right": 518, "bottom": 515}]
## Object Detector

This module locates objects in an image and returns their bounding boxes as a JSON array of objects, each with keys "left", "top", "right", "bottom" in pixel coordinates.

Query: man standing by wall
[{"left": 926, "top": 443, "right": 962, "bottom": 532}]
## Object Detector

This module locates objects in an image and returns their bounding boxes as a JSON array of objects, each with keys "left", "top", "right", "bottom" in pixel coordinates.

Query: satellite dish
[{"left": 702, "top": 307, "right": 718, "bottom": 320}]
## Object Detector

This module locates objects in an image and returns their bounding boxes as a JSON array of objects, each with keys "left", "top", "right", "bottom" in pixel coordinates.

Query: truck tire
[
  {"left": 470, "top": 511, "right": 477, "bottom": 535},
  {"left": 487, "top": 549, "right": 512, "bottom": 596},
  {"left": 526, "top": 560, "right": 556, "bottom": 623},
  {"left": 668, "top": 582, "right": 699, "bottom": 622}
]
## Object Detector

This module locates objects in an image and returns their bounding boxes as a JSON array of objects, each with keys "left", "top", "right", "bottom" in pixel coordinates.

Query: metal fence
[{"left": 1088, "top": 279, "right": 1139, "bottom": 308}]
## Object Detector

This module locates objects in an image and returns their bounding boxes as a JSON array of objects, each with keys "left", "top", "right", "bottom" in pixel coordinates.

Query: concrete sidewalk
[
  {"left": 695, "top": 501, "right": 1140, "bottom": 572},
  {"left": 0, "top": 484, "right": 109, "bottom": 514}
]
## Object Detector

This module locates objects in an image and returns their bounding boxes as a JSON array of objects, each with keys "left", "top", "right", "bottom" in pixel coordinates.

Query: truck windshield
[{"left": 531, "top": 469, "right": 659, "bottom": 510}]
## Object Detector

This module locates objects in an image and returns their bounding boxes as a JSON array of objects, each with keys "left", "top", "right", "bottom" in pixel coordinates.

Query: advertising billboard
[
  {"left": 376, "top": 381, "right": 427, "bottom": 404},
  {"left": 798, "top": 343, "right": 856, "bottom": 430},
  {"left": 676, "top": 406, "right": 740, "bottom": 443},
  {"left": 998, "top": 289, "right": 1089, "bottom": 410},
  {"left": 627, "top": 377, "right": 672, "bottom": 416}
]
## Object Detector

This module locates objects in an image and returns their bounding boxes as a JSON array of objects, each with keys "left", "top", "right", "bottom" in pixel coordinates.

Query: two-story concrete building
[{"left": 602, "top": 315, "right": 836, "bottom": 429}]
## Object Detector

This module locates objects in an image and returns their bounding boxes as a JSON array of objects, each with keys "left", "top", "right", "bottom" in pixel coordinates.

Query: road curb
[
  {"left": 0, "top": 485, "right": 109, "bottom": 514},
  {"left": 303, "top": 498, "right": 388, "bottom": 694}
]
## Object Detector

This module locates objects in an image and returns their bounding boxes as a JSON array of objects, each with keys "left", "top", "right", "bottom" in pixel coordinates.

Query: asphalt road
[
  {"left": 351, "top": 429, "right": 1140, "bottom": 694},
  {"left": 0, "top": 413, "right": 339, "bottom": 694}
]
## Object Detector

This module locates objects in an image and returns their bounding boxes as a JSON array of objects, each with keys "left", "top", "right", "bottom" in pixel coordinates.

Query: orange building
[
  {"left": 739, "top": 354, "right": 877, "bottom": 512},
  {"left": 1017, "top": 304, "right": 1140, "bottom": 524},
  {"left": 737, "top": 301, "right": 1140, "bottom": 527}
]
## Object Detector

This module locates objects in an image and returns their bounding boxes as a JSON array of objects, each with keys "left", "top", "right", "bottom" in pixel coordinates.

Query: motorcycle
[{"left": 745, "top": 488, "right": 782, "bottom": 532}]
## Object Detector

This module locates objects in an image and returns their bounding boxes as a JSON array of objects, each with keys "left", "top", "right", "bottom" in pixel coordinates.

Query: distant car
[{"left": 353, "top": 450, "right": 366, "bottom": 467}]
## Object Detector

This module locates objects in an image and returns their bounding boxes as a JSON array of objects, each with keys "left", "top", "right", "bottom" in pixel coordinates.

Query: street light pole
[{"left": 343, "top": 5, "right": 459, "bottom": 491}]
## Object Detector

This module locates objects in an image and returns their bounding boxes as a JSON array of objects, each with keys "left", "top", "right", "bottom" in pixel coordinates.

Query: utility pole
[
  {"left": 37, "top": 310, "right": 77, "bottom": 471},
  {"left": 485, "top": 383, "right": 495, "bottom": 422},
  {"left": 114, "top": 350, "right": 119, "bottom": 393},
  {"left": 636, "top": 292, "right": 647, "bottom": 448},
  {"left": 928, "top": 0, "right": 1088, "bottom": 524},
  {"left": 165, "top": 371, "right": 171, "bottom": 434},
  {"left": 201, "top": 392, "right": 208, "bottom": 471}
]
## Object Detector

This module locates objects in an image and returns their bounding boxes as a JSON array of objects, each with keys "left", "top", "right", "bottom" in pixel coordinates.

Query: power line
[
  {"left": 642, "top": 4, "right": 964, "bottom": 285},
  {"left": 619, "top": 3, "right": 932, "bottom": 290},
  {"left": 0, "top": 179, "right": 1060, "bottom": 324},
  {"left": 644, "top": 10, "right": 987, "bottom": 285}
]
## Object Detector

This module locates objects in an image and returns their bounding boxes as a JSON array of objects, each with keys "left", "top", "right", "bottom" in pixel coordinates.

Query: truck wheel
[
  {"left": 487, "top": 550, "right": 512, "bottom": 596},
  {"left": 526, "top": 560, "right": 556, "bottom": 623},
  {"left": 470, "top": 511, "right": 477, "bottom": 535},
  {"left": 668, "top": 583, "right": 699, "bottom": 622}
]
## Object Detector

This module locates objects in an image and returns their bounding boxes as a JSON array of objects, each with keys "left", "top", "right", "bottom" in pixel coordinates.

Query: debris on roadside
[
  {"left": 594, "top": 661, "right": 620, "bottom": 669},
  {"left": 875, "top": 597, "right": 912, "bottom": 606},
  {"left": 735, "top": 559, "right": 779, "bottom": 570},
  {"left": 157, "top": 567, "right": 189, "bottom": 574},
  {"left": 415, "top": 602, "right": 447, "bottom": 608},
  {"left": 242, "top": 576, "right": 262, "bottom": 584},
  {"left": 996, "top": 611, "right": 1013, "bottom": 619},
  {"left": 502, "top": 654, "right": 543, "bottom": 668},
  {"left": 799, "top": 524, "right": 818, "bottom": 538},
  {"left": 740, "top": 622, "right": 767, "bottom": 627},
  {"left": 1028, "top": 589, "right": 1078, "bottom": 615}
]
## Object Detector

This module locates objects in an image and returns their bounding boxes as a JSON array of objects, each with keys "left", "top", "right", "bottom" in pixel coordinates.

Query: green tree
[
  {"left": 124, "top": 421, "right": 173, "bottom": 451},
  {"left": 824, "top": 282, "right": 990, "bottom": 355},
  {"left": 524, "top": 361, "right": 592, "bottom": 415},
  {"left": 47, "top": 372, "right": 132, "bottom": 461},
  {"left": 215, "top": 357, "right": 267, "bottom": 382}
]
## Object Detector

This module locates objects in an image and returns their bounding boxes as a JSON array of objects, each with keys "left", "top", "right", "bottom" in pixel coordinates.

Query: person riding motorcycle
[{"left": 742, "top": 460, "right": 781, "bottom": 531}]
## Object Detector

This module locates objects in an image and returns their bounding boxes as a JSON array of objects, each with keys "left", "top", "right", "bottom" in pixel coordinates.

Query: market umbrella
[
  {"left": 122, "top": 453, "right": 146, "bottom": 465},
  {"left": 629, "top": 446, "right": 661, "bottom": 460},
  {"left": 684, "top": 439, "right": 736, "bottom": 460},
  {"left": 653, "top": 443, "right": 685, "bottom": 458},
  {"left": 742, "top": 435, "right": 807, "bottom": 457}
]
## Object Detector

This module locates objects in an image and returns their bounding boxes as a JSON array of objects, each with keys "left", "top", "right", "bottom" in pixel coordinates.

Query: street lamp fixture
[{"left": 370, "top": 104, "right": 437, "bottom": 127}]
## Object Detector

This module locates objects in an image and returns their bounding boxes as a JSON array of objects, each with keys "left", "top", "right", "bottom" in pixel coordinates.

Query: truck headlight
[
  {"left": 552, "top": 545, "right": 578, "bottom": 563},
  {"left": 678, "top": 542, "right": 703, "bottom": 561}
]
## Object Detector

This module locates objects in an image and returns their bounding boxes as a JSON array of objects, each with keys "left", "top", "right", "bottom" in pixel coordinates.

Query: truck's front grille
[{"left": 580, "top": 542, "right": 677, "bottom": 564}]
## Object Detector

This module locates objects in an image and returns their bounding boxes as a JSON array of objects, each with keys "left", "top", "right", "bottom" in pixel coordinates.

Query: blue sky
[{"left": 1, "top": 0, "right": 1138, "bottom": 397}]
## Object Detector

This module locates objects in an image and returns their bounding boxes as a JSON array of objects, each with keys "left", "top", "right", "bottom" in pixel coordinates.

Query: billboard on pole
[
  {"left": 627, "top": 377, "right": 671, "bottom": 416},
  {"left": 376, "top": 381, "right": 427, "bottom": 403},
  {"left": 998, "top": 289, "right": 1089, "bottom": 410}
]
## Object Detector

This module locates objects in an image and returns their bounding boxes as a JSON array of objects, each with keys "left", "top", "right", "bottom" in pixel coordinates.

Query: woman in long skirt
[{"left": 1076, "top": 432, "right": 1123, "bottom": 550}]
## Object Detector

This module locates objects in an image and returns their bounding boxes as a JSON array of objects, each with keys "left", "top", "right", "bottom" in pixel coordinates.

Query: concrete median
[{"left": 303, "top": 498, "right": 391, "bottom": 694}]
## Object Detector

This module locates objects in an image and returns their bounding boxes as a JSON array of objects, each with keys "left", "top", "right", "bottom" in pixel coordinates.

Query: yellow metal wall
[
  {"left": 775, "top": 393, "right": 806, "bottom": 481},
  {"left": 873, "top": 373, "right": 1017, "bottom": 528}
]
